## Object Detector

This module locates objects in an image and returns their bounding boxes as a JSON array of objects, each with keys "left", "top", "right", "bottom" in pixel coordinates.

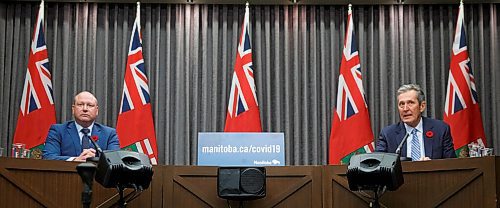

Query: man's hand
[
  {"left": 74, "top": 149, "right": 96, "bottom": 162},
  {"left": 419, "top": 156, "right": 431, "bottom": 161}
]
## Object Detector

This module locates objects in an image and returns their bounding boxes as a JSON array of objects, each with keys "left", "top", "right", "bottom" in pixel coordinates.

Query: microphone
[
  {"left": 88, "top": 136, "right": 103, "bottom": 153},
  {"left": 395, "top": 133, "right": 411, "bottom": 161},
  {"left": 87, "top": 136, "right": 103, "bottom": 162}
]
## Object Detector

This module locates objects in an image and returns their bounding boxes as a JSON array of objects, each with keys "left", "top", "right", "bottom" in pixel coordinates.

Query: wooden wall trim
[
  {"left": 0, "top": 166, "right": 59, "bottom": 208},
  {"left": 431, "top": 169, "right": 483, "bottom": 207}
]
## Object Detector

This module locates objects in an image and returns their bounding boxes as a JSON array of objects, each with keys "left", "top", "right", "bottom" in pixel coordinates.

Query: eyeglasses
[{"left": 74, "top": 103, "right": 97, "bottom": 109}]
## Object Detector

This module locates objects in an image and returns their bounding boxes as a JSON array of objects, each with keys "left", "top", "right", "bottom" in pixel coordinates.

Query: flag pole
[
  {"left": 137, "top": 1, "right": 140, "bottom": 33},
  {"left": 245, "top": 2, "right": 250, "bottom": 35},
  {"left": 137, "top": 1, "right": 140, "bottom": 14},
  {"left": 40, "top": 0, "right": 44, "bottom": 13}
]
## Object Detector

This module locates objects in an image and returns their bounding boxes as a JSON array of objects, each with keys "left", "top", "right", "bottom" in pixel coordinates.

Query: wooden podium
[
  {"left": 324, "top": 156, "right": 500, "bottom": 208},
  {"left": 1, "top": 157, "right": 499, "bottom": 207},
  {"left": 0, "top": 158, "right": 156, "bottom": 207}
]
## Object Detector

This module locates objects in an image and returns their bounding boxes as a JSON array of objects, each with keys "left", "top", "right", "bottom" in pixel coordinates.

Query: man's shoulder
[
  {"left": 381, "top": 122, "right": 402, "bottom": 133},
  {"left": 51, "top": 121, "right": 75, "bottom": 129},
  {"left": 423, "top": 117, "right": 449, "bottom": 128},
  {"left": 94, "top": 122, "right": 116, "bottom": 132}
]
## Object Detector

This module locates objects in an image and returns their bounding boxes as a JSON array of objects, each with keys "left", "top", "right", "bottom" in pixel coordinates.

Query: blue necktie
[
  {"left": 411, "top": 129, "right": 420, "bottom": 161},
  {"left": 81, "top": 128, "right": 90, "bottom": 150}
]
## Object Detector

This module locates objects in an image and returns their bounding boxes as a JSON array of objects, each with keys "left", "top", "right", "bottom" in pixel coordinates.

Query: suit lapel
[
  {"left": 91, "top": 124, "right": 102, "bottom": 149},
  {"left": 422, "top": 117, "right": 434, "bottom": 158},
  {"left": 396, "top": 122, "right": 408, "bottom": 157},
  {"left": 66, "top": 122, "right": 82, "bottom": 154}
]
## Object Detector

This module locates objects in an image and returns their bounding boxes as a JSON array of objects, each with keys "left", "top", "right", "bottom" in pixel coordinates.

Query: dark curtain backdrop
[{"left": 0, "top": 2, "right": 498, "bottom": 165}]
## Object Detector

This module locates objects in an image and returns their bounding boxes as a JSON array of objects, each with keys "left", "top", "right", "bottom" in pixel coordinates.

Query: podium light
[
  {"left": 346, "top": 152, "right": 404, "bottom": 208},
  {"left": 347, "top": 152, "right": 404, "bottom": 191},
  {"left": 94, "top": 150, "right": 153, "bottom": 190}
]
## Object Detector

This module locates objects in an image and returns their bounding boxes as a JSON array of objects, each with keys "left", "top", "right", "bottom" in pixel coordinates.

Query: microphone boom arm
[
  {"left": 87, "top": 137, "right": 103, "bottom": 156},
  {"left": 395, "top": 133, "right": 410, "bottom": 155}
]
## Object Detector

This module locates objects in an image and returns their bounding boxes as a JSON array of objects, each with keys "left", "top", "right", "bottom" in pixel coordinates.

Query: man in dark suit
[
  {"left": 376, "top": 84, "right": 456, "bottom": 160},
  {"left": 43, "top": 91, "right": 120, "bottom": 161}
]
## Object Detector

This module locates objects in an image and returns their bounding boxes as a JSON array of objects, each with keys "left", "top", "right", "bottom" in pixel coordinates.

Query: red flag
[
  {"left": 329, "top": 6, "right": 374, "bottom": 165},
  {"left": 443, "top": 3, "right": 486, "bottom": 157},
  {"left": 13, "top": 1, "right": 56, "bottom": 158},
  {"left": 116, "top": 3, "right": 158, "bottom": 165},
  {"left": 224, "top": 5, "right": 262, "bottom": 132}
]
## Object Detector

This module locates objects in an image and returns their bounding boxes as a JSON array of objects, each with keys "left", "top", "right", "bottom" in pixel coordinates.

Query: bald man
[{"left": 43, "top": 91, "right": 120, "bottom": 161}]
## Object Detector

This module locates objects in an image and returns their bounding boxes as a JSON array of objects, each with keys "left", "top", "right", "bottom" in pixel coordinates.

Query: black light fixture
[
  {"left": 94, "top": 150, "right": 153, "bottom": 189},
  {"left": 93, "top": 150, "right": 153, "bottom": 207},
  {"left": 217, "top": 167, "right": 266, "bottom": 201},
  {"left": 347, "top": 152, "right": 404, "bottom": 208}
]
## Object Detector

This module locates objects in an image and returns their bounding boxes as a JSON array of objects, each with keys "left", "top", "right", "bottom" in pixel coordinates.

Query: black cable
[
  {"left": 124, "top": 185, "right": 144, "bottom": 204},
  {"left": 377, "top": 186, "right": 387, "bottom": 197},
  {"left": 124, "top": 190, "right": 137, "bottom": 202},
  {"left": 357, "top": 190, "right": 374, "bottom": 200},
  {"left": 125, "top": 191, "right": 141, "bottom": 204},
  {"left": 356, "top": 186, "right": 389, "bottom": 208}
]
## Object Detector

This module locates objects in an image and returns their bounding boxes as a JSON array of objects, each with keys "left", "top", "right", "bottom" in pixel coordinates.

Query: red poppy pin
[
  {"left": 91, "top": 136, "right": 99, "bottom": 142},
  {"left": 425, "top": 130, "right": 434, "bottom": 138}
]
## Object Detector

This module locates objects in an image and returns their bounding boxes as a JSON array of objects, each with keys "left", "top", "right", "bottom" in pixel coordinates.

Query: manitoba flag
[
  {"left": 116, "top": 3, "right": 158, "bottom": 165},
  {"left": 329, "top": 5, "right": 374, "bottom": 165},
  {"left": 224, "top": 4, "right": 262, "bottom": 132},
  {"left": 443, "top": 2, "right": 486, "bottom": 157},
  {"left": 13, "top": 1, "right": 56, "bottom": 159}
]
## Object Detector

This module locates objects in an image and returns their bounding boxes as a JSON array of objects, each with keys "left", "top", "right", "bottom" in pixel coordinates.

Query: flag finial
[
  {"left": 460, "top": 0, "right": 463, "bottom": 6},
  {"left": 246, "top": 2, "right": 249, "bottom": 7},
  {"left": 137, "top": 1, "right": 140, "bottom": 7},
  {"left": 348, "top": 4, "right": 352, "bottom": 13}
]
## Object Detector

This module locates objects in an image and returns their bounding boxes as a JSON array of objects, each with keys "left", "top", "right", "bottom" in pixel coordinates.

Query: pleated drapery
[{"left": 0, "top": 3, "right": 498, "bottom": 165}]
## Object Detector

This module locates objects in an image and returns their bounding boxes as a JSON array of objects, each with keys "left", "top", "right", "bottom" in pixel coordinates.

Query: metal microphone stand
[{"left": 76, "top": 162, "right": 97, "bottom": 208}]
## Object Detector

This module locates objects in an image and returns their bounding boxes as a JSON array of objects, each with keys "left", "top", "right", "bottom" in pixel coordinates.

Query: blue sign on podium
[{"left": 197, "top": 132, "right": 285, "bottom": 166}]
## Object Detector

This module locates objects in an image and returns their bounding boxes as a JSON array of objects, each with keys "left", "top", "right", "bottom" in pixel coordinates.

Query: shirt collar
[
  {"left": 75, "top": 122, "right": 94, "bottom": 135},
  {"left": 404, "top": 117, "right": 423, "bottom": 134}
]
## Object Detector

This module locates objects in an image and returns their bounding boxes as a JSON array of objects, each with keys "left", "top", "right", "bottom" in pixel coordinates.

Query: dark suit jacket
[
  {"left": 376, "top": 117, "right": 456, "bottom": 159},
  {"left": 42, "top": 121, "right": 120, "bottom": 160}
]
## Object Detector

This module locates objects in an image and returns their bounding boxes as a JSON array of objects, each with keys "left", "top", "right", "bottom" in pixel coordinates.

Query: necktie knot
[
  {"left": 81, "top": 128, "right": 90, "bottom": 135},
  {"left": 411, "top": 128, "right": 418, "bottom": 136}
]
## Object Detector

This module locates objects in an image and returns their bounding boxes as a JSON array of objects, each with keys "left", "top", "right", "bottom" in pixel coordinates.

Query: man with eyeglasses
[
  {"left": 43, "top": 91, "right": 120, "bottom": 161},
  {"left": 375, "top": 84, "right": 456, "bottom": 161}
]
